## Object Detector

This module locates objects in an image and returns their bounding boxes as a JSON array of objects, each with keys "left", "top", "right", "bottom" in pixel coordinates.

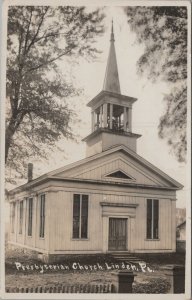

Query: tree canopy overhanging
[
  {"left": 125, "top": 6, "right": 187, "bottom": 162},
  {"left": 6, "top": 6, "right": 105, "bottom": 183}
]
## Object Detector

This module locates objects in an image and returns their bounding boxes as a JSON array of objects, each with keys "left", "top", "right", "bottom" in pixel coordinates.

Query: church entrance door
[{"left": 108, "top": 218, "right": 127, "bottom": 251}]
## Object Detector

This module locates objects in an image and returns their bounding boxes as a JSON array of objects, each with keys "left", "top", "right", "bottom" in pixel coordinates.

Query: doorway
[{"left": 108, "top": 218, "right": 127, "bottom": 251}]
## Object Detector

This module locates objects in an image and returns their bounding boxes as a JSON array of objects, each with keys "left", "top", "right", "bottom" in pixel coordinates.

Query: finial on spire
[{"left": 110, "top": 19, "right": 115, "bottom": 42}]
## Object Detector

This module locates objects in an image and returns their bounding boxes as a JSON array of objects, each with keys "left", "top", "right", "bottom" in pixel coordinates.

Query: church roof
[
  {"left": 9, "top": 144, "right": 183, "bottom": 195},
  {"left": 87, "top": 90, "right": 137, "bottom": 108},
  {"left": 82, "top": 127, "right": 141, "bottom": 142},
  {"left": 103, "top": 21, "right": 121, "bottom": 94}
]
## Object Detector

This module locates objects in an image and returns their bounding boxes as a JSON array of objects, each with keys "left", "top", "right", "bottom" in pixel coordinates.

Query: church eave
[
  {"left": 8, "top": 173, "right": 181, "bottom": 197},
  {"left": 8, "top": 144, "right": 183, "bottom": 196},
  {"left": 82, "top": 127, "right": 142, "bottom": 142},
  {"left": 87, "top": 90, "right": 137, "bottom": 108},
  {"left": 100, "top": 202, "right": 139, "bottom": 208},
  {"left": 33, "top": 176, "right": 182, "bottom": 191}
]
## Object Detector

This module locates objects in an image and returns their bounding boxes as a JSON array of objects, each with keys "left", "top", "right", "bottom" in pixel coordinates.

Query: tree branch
[
  {"left": 26, "top": 7, "right": 49, "bottom": 53},
  {"left": 24, "top": 47, "right": 74, "bottom": 73},
  {"left": 24, "top": 7, "right": 33, "bottom": 54}
]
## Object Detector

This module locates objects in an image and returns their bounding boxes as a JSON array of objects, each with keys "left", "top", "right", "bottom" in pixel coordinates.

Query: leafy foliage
[
  {"left": 6, "top": 6, "right": 104, "bottom": 183},
  {"left": 125, "top": 6, "right": 187, "bottom": 162},
  {"left": 133, "top": 277, "right": 171, "bottom": 294}
]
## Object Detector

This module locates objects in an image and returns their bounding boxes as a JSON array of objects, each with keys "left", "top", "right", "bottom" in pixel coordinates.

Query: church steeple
[
  {"left": 83, "top": 22, "right": 141, "bottom": 158},
  {"left": 103, "top": 20, "right": 121, "bottom": 94},
  {"left": 110, "top": 19, "right": 115, "bottom": 42}
]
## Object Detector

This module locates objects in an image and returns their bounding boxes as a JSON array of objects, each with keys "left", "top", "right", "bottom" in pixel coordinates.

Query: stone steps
[{"left": 109, "top": 252, "right": 145, "bottom": 264}]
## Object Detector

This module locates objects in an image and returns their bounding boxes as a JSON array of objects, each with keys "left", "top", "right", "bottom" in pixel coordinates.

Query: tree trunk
[
  {"left": 5, "top": 110, "right": 26, "bottom": 163},
  {"left": 5, "top": 124, "right": 15, "bottom": 163}
]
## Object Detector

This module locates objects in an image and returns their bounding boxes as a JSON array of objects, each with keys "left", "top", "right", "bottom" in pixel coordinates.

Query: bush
[{"left": 133, "top": 277, "right": 171, "bottom": 294}]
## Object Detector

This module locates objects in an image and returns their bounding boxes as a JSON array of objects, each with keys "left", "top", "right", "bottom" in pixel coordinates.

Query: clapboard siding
[
  {"left": 9, "top": 179, "right": 178, "bottom": 256},
  {"left": 15, "top": 199, "right": 26, "bottom": 245},
  {"left": 9, "top": 178, "right": 176, "bottom": 253},
  {"left": 9, "top": 201, "right": 17, "bottom": 243},
  {"left": 34, "top": 193, "right": 48, "bottom": 250},
  {"left": 133, "top": 197, "right": 144, "bottom": 250},
  {"left": 48, "top": 180, "right": 176, "bottom": 199},
  {"left": 130, "top": 197, "right": 175, "bottom": 251},
  {"left": 10, "top": 195, "right": 48, "bottom": 251},
  {"left": 118, "top": 152, "right": 172, "bottom": 187},
  {"left": 56, "top": 151, "right": 172, "bottom": 187},
  {"left": 56, "top": 153, "right": 118, "bottom": 177},
  {"left": 74, "top": 158, "right": 159, "bottom": 186},
  {"left": 171, "top": 200, "right": 176, "bottom": 251},
  {"left": 48, "top": 186, "right": 176, "bottom": 253},
  {"left": 50, "top": 191, "right": 103, "bottom": 251}
]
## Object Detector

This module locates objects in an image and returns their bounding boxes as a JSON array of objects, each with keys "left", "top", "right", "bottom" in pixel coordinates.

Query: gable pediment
[
  {"left": 66, "top": 156, "right": 164, "bottom": 187},
  {"left": 50, "top": 146, "right": 182, "bottom": 190}
]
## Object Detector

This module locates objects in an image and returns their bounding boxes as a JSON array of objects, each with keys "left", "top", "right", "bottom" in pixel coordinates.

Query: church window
[
  {"left": 39, "top": 194, "right": 45, "bottom": 238},
  {"left": 73, "top": 194, "right": 88, "bottom": 239},
  {"left": 28, "top": 198, "right": 33, "bottom": 236},
  {"left": 147, "top": 199, "right": 159, "bottom": 239},
  {"left": 11, "top": 202, "right": 16, "bottom": 233},
  {"left": 19, "top": 200, "right": 23, "bottom": 234},
  {"left": 106, "top": 170, "right": 132, "bottom": 179}
]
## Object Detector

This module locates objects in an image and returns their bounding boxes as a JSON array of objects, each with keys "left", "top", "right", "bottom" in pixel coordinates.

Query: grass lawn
[
  {"left": 5, "top": 247, "right": 185, "bottom": 293},
  {"left": 135, "top": 252, "right": 185, "bottom": 265}
]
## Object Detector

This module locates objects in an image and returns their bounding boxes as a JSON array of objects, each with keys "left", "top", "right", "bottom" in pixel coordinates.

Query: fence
[
  {"left": 6, "top": 271, "right": 134, "bottom": 294},
  {"left": 6, "top": 284, "right": 113, "bottom": 293}
]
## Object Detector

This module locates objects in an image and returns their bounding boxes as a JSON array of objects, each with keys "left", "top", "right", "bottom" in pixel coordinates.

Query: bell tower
[{"left": 83, "top": 21, "right": 141, "bottom": 157}]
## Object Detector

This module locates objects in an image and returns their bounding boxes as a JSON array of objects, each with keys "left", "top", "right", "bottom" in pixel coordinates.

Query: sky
[{"left": 6, "top": 5, "right": 188, "bottom": 208}]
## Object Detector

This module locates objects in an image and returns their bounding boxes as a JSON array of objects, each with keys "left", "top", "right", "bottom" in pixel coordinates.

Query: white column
[
  {"left": 128, "top": 107, "right": 132, "bottom": 132},
  {"left": 99, "top": 105, "right": 103, "bottom": 127},
  {"left": 103, "top": 103, "right": 108, "bottom": 128},
  {"left": 129, "top": 216, "right": 135, "bottom": 251},
  {"left": 102, "top": 216, "right": 109, "bottom": 252},
  {"left": 91, "top": 111, "right": 94, "bottom": 132},
  {"left": 110, "top": 103, "right": 113, "bottom": 129}
]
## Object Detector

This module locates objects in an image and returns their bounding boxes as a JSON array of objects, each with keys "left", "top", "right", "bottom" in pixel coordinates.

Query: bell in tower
[{"left": 83, "top": 21, "right": 141, "bottom": 157}]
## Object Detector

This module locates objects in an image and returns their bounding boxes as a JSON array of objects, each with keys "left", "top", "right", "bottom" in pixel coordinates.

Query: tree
[
  {"left": 125, "top": 6, "right": 187, "bottom": 162},
  {"left": 6, "top": 6, "right": 104, "bottom": 182}
]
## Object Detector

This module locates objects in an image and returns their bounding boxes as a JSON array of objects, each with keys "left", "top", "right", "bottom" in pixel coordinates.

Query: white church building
[{"left": 8, "top": 24, "right": 183, "bottom": 262}]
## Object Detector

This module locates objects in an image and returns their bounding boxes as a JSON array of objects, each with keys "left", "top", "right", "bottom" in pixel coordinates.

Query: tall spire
[
  {"left": 103, "top": 20, "right": 121, "bottom": 94},
  {"left": 110, "top": 19, "right": 115, "bottom": 42}
]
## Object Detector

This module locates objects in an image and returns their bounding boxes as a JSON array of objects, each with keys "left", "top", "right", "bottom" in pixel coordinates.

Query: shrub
[{"left": 133, "top": 277, "right": 171, "bottom": 294}]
